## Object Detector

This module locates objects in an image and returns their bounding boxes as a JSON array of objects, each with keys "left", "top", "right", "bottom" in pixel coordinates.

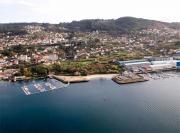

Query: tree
[
  {"left": 24, "top": 68, "right": 32, "bottom": 77},
  {"left": 1, "top": 49, "right": 12, "bottom": 56},
  {"left": 19, "top": 64, "right": 25, "bottom": 76},
  {"left": 31, "top": 65, "right": 49, "bottom": 77}
]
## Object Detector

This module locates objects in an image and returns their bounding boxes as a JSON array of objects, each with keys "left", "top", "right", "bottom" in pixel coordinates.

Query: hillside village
[{"left": 0, "top": 17, "right": 180, "bottom": 80}]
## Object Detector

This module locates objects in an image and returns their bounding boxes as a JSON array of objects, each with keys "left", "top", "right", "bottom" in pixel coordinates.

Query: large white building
[
  {"left": 150, "top": 60, "right": 178, "bottom": 71},
  {"left": 118, "top": 58, "right": 180, "bottom": 71},
  {"left": 118, "top": 60, "right": 151, "bottom": 68}
]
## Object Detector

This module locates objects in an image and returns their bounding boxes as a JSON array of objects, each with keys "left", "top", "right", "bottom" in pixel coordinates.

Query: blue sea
[{"left": 0, "top": 72, "right": 180, "bottom": 133}]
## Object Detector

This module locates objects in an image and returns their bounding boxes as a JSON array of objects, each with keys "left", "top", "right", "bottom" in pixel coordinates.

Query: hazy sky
[{"left": 0, "top": 0, "right": 180, "bottom": 23}]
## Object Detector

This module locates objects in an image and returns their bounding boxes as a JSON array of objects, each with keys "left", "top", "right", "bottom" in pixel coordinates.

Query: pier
[
  {"left": 21, "top": 78, "right": 69, "bottom": 95},
  {"left": 112, "top": 73, "right": 149, "bottom": 84}
]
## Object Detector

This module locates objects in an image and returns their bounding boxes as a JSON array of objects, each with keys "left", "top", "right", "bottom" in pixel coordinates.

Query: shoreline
[{"left": 0, "top": 74, "right": 118, "bottom": 83}]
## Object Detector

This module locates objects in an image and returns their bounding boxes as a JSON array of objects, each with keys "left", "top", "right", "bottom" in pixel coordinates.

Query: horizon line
[{"left": 0, "top": 16, "right": 179, "bottom": 24}]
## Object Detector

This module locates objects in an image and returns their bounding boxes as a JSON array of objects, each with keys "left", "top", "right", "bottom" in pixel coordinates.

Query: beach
[
  {"left": 51, "top": 74, "right": 118, "bottom": 83},
  {"left": 86, "top": 74, "right": 118, "bottom": 80}
]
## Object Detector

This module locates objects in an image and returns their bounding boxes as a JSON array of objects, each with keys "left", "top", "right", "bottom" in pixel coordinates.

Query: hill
[
  {"left": 59, "top": 17, "right": 171, "bottom": 34},
  {"left": 1, "top": 17, "right": 180, "bottom": 35}
]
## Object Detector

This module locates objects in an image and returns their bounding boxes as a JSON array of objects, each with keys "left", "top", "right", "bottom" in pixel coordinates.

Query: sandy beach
[
  {"left": 52, "top": 74, "right": 118, "bottom": 83},
  {"left": 86, "top": 74, "right": 118, "bottom": 80}
]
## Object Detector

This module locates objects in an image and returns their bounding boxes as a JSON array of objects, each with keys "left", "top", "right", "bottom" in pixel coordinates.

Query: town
[{"left": 0, "top": 18, "right": 180, "bottom": 81}]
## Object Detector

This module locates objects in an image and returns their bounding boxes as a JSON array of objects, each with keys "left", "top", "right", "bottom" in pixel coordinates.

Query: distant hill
[
  {"left": 170, "top": 22, "right": 180, "bottom": 29},
  {"left": 59, "top": 17, "right": 172, "bottom": 34},
  {"left": 1, "top": 17, "right": 180, "bottom": 35},
  {"left": 0, "top": 23, "right": 61, "bottom": 35}
]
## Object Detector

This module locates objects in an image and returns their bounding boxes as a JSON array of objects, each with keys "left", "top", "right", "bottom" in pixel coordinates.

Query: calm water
[{"left": 0, "top": 73, "right": 180, "bottom": 133}]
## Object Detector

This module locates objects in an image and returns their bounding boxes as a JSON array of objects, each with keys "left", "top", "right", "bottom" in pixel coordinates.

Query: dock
[
  {"left": 21, "top": 86, "right": 31, "bottom": 95},
  {"left": 112, "top": 73, "right": 149, "bottom": 84},
  {"left": 21, "top": 78, "right": 70, "bottom": 96}
]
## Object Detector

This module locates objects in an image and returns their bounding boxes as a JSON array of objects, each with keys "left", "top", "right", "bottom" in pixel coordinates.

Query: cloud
[
  {"left": 17, "top": 0, "right": 36, "bottom": 7},
  {"left": 0, "top": 0, "right": 14, "bottom": 4},
  {"left": 0, "top": 0, "right": 180, "bottom": 23}
]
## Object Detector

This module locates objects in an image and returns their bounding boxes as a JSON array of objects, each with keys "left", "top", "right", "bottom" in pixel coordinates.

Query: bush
[{"left": 31, "top": 65, "right": 49, "bottom": 77}]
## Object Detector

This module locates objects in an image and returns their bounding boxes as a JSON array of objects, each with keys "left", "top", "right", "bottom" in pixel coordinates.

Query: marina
[
  {"left": 112, "top": 71, "right": 180, "bottom": 84},
  {"left": 21, "top": 78, "right": 69, "bottom": 95},
  {"left": 21, "top": 71, "right": 180, "bottom": 95},
  {"left": 112, "top": 57, "right": 180, "bottom": 84}
]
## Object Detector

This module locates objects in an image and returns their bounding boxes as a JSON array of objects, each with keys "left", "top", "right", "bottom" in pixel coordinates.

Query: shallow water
[{"left": 0, "top": 73, "right": 180, "bottom": 133}]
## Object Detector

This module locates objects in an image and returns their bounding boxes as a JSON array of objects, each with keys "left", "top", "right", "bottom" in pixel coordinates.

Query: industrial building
[
  {"left": 150, "top": 60, "right": 178, "bottom": 71},
  {"left": 118, "top": 60, "right": 151, "bottom": 68},
  {"left": 118, "top": 57, "right": 180, "bottom": 72}
]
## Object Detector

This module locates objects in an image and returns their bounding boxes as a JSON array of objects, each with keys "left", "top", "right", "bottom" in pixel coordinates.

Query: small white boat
[
  {"left": 21, "top": 86, "right": 31, "bottom": 95},
  {"left": 45, "top": 82, "right": 51, "bottom": 87},
  {"left": 34, "top": 84, "right": 46, "bottom": 92},
  {"left": 50, "top": 84, "right": 56, "bottom": 90},
  {"left": 45, "top": 82, "right": 56, "bottom": 90}
]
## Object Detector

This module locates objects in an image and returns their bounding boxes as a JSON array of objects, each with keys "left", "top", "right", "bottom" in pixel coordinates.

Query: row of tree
[{"left": 17, "top": 61, "right": 121, "bottom": 77}]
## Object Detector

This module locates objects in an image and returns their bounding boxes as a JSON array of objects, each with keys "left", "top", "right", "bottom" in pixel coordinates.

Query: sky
[{"left": 0, "top": 0, "right": 180, "bottom": 23}]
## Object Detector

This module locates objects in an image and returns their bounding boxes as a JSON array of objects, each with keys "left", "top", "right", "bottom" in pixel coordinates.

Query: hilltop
[
  {"left": 59, "top": 17, "right": 172, "bottom": 34},
  {"left": 1, "top": 17, "right": 180, "bottom": 34}
]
